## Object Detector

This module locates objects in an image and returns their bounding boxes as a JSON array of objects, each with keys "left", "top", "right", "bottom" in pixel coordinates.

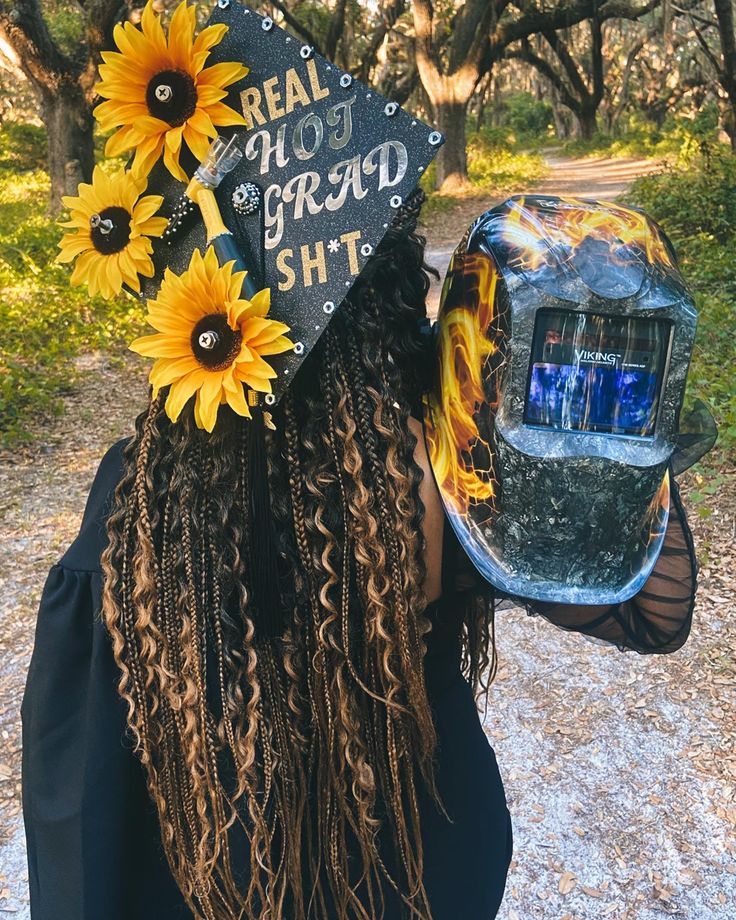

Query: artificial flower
[
  {"left": 94, "top": 0, "right": 247, "bottom": 181},
  {"left": 130, "top": 247, "right": 292, "bottom": 432},
  {"left": 57, "top": 166, "right": 168, "bottom": 299}
]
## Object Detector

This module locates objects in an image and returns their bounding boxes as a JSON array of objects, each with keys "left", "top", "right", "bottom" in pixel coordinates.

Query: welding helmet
[{"left": 423, "top": 195, "right": 704, "bottom": 604}]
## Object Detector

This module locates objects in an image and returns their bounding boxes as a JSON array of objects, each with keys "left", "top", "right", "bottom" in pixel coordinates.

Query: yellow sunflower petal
[
  {"left": 206, "top": 101, "right": 247, "bottom": 127},
  {"left": 223, "top": 378, "right": 252, "bottom": 419},
  {"left": 165, "top": 367, "right": 208, "bottom": 421},
  {"left": 197, "top": 61, "right": 247, "bottom": 88},
  {"left": 131, "top": 194, "right": 165, "bottom": 225},
  {"left": 182, "top": 123, "right": 212, "bottom": 163},
  {"left": 150, "top": 355, "right": 200, "bottom": 393},
  {"left": 257, "top": 335, "right": 294, "bottom": 357},
  {"left": 230, "top": 287, "right": 271, "bottom": 324},
  {"left": 57, "top": 235, "right": 92, "bottom": 262},
  {"left": 140, "top": 0, "right": 169, "bottom": 59},
  {"left": 130, "top": 332, "right": 192, "bottom": 358},
  {"left": 167, "top": 0, "right": 195, "bottom": 71},
  {"left": 131, "top": 136, "right": 166, "bottom": 178},
  {"left": 195, "top": 372, "right": 224, "bottom": 432},
  {"left": 192, "top": 22, "right": 228, "bottom": 57},
  {"left": 69, "top": 249, "right": 98, "bottom": 287},
  {"left": 104, "top": 125, "right": 140, "bottom": 158},
  {"left": 195, "top": 84, "right": 228, "bottom": 107},
  {"left": 162, "top": 139, "right": 188, "bottom": 182},
  {"left": 240, "top": 316, "right": 291, "bottom": 347},
  {"left": 136, "top": 218, "right": 169, "bottom": 240}
]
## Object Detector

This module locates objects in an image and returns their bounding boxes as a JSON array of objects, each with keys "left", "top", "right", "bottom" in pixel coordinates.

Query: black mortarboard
[{"left": 142, "top": 0, "right": 444, "bottom": 401}]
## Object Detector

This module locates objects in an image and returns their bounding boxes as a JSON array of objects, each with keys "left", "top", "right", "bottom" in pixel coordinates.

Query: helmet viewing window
[{"left": 523, "top": 309, "right": 672, "bottom": 438}]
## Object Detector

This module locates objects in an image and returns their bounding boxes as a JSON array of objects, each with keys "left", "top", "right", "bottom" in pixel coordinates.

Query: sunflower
[
  {"left": 57, "top": 166, "right": 168, "bottom": 299},
  {"left": 130, "top": 247, "right": 292, "bottom": 432},
  {"left": 94, "top": 0, "right": 247, "bottom": 181}
]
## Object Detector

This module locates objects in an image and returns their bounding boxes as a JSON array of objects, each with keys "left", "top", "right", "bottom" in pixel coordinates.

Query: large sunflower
[
  {"left": 94, "top": 0, "right": 247, "bottom": 181},
  {"left": 57, "top": 166, "right": 167, "bottom": 299},
  {"left": 130, "top": 247, "right": 292, "bottom": 432}
]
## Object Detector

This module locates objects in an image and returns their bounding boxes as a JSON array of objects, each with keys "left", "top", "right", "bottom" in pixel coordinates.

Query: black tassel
[{"left": 247, "top": 406, "right": 284, "bottom": 638}]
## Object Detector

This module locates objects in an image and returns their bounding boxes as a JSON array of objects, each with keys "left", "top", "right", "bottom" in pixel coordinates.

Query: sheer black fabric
[{"left": 524, "top": 476, "right": 698, "bottom": 654}]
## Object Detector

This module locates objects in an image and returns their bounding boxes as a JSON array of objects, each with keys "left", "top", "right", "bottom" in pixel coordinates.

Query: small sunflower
[
  {"left": 57, "top": 166, "right": 168, "bottom": 299},
  {"left": 130, "top": 247, "right": 292, "bottom": 432},
  {"left": 94, "top": 0, "right": 247, "bottom": 181}
]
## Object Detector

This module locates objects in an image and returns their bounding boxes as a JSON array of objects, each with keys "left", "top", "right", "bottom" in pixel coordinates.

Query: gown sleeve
[
  {"left": 21, "top": 443, "right": 189, "bottom": 920},
  {"left": 523, "top": 476, "right": 697, "bottom": 655}
]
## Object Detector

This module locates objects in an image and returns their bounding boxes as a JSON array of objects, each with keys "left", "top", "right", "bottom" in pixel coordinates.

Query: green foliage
[
  {"left": 0, "top": 123, "right": 47, "bottom": 171},
  {"left": 43, "top": 0, "right": 86, "bottom": 56},
  {"left": 503, "top": 92, "right": 554, "bottom": 142},
  {"left": 0, "top": 130, "right": 144, "bottom": 446},
  {"left": 466, "top": 129, "right": 547, "bottom": 190},
  {"left": 629, "top": 149, "right": 736, "bottom": 464},
  {"left": 559, "top": 107, "right": 724, "bottom": 162}
]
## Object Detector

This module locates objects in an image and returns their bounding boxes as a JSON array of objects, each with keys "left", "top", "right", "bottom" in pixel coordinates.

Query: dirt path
[{"left": 1, "top": 156, "right": 734, "bottom": 918}]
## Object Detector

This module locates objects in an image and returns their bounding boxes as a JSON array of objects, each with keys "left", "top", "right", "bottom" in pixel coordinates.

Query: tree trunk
[
  {"left": 436, "top": 99, "right": 470, "bottom": 193},
  {"left": 42, "top": 81, "right": 95, "bottom": 213},
  {"left": 577, "top": 107, "right": 597, "bottom": 140}
]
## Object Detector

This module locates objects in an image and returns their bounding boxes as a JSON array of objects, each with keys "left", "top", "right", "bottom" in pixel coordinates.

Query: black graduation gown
[{"left": 21, "top": 440, "right": 514, "bottom": 920}]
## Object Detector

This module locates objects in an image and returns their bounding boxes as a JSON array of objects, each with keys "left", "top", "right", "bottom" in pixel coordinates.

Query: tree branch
[
  {"left": 0, "top": 0, "right": 74, "bottom": 93},
  {"left": 324, "top": 0, "right": 347, "bottom": 61},
  {"left": 270, "top": 0, "right": 321, "bottom": 54},
  {"left": 358, "top": 0, "right": 406, "bottom": 83}
]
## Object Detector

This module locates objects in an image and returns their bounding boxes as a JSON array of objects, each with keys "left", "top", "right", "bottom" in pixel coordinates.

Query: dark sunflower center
[
  {"left": 146, "top": 69, "right": 198, "bottom": 126},
  {"left": 191, "top": 314, "right": 242, "bottom": 370},
  {"left": 90, "top": 206, "right": 131, "bottom": 254}
]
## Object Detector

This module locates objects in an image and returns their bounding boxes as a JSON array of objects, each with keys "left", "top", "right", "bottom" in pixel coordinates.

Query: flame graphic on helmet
[
  {"left": 423, "top": 245, "right": 509, "bottom": 521},
  {"left": 501, "top": 195, "right": 675, "bottom": 275}
]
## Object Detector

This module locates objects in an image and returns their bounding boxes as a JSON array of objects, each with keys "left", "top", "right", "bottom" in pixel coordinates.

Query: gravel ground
[{"left": 1, "top": 156, "right": 733, "bottom": 917}]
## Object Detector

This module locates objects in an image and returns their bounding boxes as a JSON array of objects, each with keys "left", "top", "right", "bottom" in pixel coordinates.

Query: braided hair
[{"left": 101, "top": 190, "right": 496, "bottom": 919}]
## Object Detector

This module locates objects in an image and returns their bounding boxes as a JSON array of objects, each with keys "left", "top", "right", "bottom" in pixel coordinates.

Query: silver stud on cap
[
  {"left": 300, "top": 45, "right": 314, "bottom": 60},
  {"left": 261, "top": 16, "right": 273, "bottom": 30},
  {"left": 339, "top": 73, "right": 353, "bottom": 88},
  {"left": 216, "top": 0, "right": 229, "bottom": 8},
  {"left": 265, "top": 393, "right": 276, "bottom": 406},
  {"left": 323, "top": 301, "right": 335, "bottom": 314},
  {"left": 360, "top": 243, "right": 373, "bottom": 257},
  {"left": 384, "top": 102, "right": 398, "bottom": 117},
  {"left": 293, "top": 341, "right": 305, "bottom": 355},
  {"left": 389, "top": 194, "right": 402, "bottom": 208},
  {"left": 428, "top": 131, "right": 443, "bottom": 146}
]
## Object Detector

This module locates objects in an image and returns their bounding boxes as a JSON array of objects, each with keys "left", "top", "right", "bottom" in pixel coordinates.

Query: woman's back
[{"left": 22, "top": 428, "right": 513, "bottom": 920}]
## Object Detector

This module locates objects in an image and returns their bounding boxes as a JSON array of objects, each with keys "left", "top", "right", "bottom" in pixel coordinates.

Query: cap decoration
[
  {"left": 94, "top": 0, "right": 247, "bottom": 181},
  {"left": 57, "top": 166, "right": 167, "bottom": 299},
  {"left": 129, "top": 247, "right": 292, "bottom": 432},
  {"left": 138, "top": 1, "right": 445, "bottom": 407}
]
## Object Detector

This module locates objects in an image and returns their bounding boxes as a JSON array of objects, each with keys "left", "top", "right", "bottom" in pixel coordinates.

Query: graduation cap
[{"left": 133, "top": 0, "right": 443, "bottom": 405}]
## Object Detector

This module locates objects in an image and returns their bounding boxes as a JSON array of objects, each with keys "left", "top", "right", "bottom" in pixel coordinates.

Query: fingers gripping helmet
[{"left": 423, "top": 195, "right": 698, "bottom": 604}]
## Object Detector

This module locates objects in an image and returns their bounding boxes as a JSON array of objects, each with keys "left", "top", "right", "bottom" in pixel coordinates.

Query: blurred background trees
[{"left": 4, "top": 0, "right": 736, "bottom": 201}]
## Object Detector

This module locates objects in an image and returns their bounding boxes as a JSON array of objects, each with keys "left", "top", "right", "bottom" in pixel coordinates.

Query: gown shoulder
[
  {"left": 21, "top": 438, "right": 190, "bottom": 920},
  {"left": 58, "top": 437, "right": 129, "bottom": 573}
]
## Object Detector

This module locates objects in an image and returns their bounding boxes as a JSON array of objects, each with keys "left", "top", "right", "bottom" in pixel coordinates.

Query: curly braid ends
[{"left": 101, "top": 190, "right": 496, "bottom": 920}]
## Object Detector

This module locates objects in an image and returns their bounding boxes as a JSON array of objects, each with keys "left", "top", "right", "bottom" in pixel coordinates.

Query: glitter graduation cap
[{"left": 136, "top": 0, "right": 444, "bottom": 407}]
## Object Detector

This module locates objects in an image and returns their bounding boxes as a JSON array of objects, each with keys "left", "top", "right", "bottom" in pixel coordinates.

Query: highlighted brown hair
[{"left": 101, "top": 194, "right": 496, "bottom": 919}]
